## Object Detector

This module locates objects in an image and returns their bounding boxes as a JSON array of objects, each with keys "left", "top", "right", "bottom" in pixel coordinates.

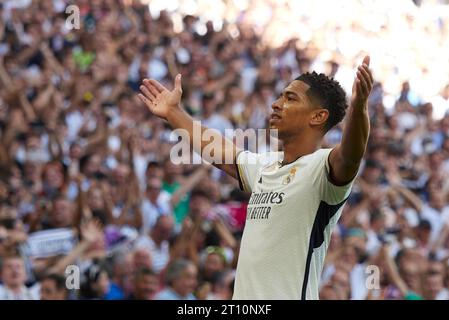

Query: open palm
[
  {"left": 351, "top": 56, "right": 374, "bottom": 110},
  {"left": 138, "top": 74, "right": 183, "bottom": 120},
  {"left": 81, "top": 219, "right": 103, "bottom": 244}
]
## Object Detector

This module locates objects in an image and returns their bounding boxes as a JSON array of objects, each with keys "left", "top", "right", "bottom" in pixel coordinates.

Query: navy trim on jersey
[{"left": 301, "top": 197, "right": 348, "bottom": 300}]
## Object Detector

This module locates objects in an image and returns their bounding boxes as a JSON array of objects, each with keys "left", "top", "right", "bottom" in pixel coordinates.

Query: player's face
[{"left": 270, "top": 80, "right": 328, "bottom": 139}]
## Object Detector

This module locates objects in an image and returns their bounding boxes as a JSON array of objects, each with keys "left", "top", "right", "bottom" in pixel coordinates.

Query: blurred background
[{"left": 0, "top": 0, "right": 449, "bottom": 300}]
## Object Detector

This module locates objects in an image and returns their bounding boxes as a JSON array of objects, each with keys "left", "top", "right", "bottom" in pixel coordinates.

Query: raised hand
[
  {"left": 81, "top": 218, "right": 103, "bottom": 244},
  {"left": 351, "top": 56, "right": 374, "bottom": 110},
  {"left": 138, "top": 74, "right": 183, "bottom": 120}
]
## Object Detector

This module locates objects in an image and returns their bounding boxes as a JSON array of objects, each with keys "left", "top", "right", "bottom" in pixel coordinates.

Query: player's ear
[{"left": 309, "top": 108, "right": 329, "bottom": 128}]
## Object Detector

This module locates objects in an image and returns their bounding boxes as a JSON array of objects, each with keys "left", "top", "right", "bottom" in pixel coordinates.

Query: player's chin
[{"left": 269, "top": 118, "right": 281, "bottom": 129}]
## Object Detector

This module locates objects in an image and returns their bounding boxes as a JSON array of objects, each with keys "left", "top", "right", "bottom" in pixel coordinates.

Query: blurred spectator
[
  {"left": 155, "top": 259, "right": 198, "bottom": 300},
  {"left": 141, "top": 177, "right": 171, "bottom": 232},
  {"left": 128, "top": 267, "right": 159, "bottom": 300},
  {"left": 39, "top": 273, "right": 69, "bottom": 300},
  {"left": 135, "top": 215, "right": 173, "bottom": 273},
  {"left": 80, "top": 263, "right": 110, "bottom": 300},
  {"left": 0, "top": 254, "right": 39, "bottom": 300}
]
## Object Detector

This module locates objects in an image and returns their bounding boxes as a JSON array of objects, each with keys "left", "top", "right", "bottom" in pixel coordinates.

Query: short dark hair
[
  {"left": 165, "top": 259, "right": 194, "bottom": 285},
  {"left": 418, "top": 219, "right": 432, "bottom": 231},
  {"left": 190, "top": 188, "right": 211, "bottom": 201},
  {"left": 135, "top": 267, "right": 157, "bottom": 280},
  {"left": 0, "top": 253, "right": 23, "bottom": 272},
  {"left": 79, "top": 153, "right": 93, "bottom": 173},
  {"left": 365, "top": 159, "right": 382, "bottom": 170},
  {"left": 52, "top": 192, "right": 68, "bottom": 203},
  {"left": 296, "top": 71, "right": 348, "bottom": 131},
  {"left": 145, "top": 161, "right": 161, "bottom": 174},
  {"left": 40, "top": 273, "right": 67, "bottom": 291}
]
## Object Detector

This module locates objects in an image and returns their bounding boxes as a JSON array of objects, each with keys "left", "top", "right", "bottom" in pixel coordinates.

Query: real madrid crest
[{"left": 282, "top": 167, "right": 297, "bottom": 185}]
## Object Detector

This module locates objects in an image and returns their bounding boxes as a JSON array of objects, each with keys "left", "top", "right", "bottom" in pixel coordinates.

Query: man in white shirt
[
  {"left": 421, "top": 190, "right": 448, "bottom": 243},
  {"left": 135, "top": 215, "right": 174, "bottom": 274},
  {"left": 0, "top": 255, "right": 39, "bottom": 300},
  {"left": 140, "top": 177, "right": 171, "bottom": 233},
  {"left": 138, "top": 56, "right": 373, "bottom": 299}
]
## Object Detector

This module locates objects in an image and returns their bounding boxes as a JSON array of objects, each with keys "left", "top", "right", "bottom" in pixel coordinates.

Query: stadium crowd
[{"left": 0, "top": 0, "right": 449, "bottom": 300}]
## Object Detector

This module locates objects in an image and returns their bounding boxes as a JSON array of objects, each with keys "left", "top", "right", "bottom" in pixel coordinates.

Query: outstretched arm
[
  {"left": 329, "top": 56, "right": 373, "bottom": 185},
  {"left": 138, "top": 75, "right": 241, "bottom": 179}
]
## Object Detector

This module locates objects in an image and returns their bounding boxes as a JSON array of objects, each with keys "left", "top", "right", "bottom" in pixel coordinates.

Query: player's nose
[{"left": 271, "top": 96, "right": 283, "bottom": 111}]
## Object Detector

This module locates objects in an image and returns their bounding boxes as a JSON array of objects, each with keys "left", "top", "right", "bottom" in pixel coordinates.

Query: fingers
[
  {"left": 148, "top": 79, "right": 166, "bottom": 93},
  {"left": 360, "top": 56, "right": 374, "bottom": 84},
  {"left": 361, "top": 62, "right": 374, "bottom": 84},
  {"left": 357, "top": 64, "right": 373, "bottom": 96},
  {"left": 138, "top": 93, "right": 153, "bottom": 110},
  {"left": 139, "top": 84, "right": 155, "bottom": 101},
  {"left": 143, "top": 79, "right": 161, "bottom": 97},
  {"left": 355, "top": 78, "right": 363, "bottom": 98},
  {"left": 357, "top": 69, "right": 370, "bottom": 96},
  {"left": 174, "top": 74, "right": 182, "bottom": 92},
  {"left": 362, "top": 55, "right": 370, "bottom": 67}
]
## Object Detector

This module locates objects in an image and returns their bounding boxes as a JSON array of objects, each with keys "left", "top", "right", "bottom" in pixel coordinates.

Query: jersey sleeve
[
  {"left": 235, "top": 151, "right": 279, "bottom": 193},
  {"left": 316, "top": 148, "right": 356, "bottom": 204}
]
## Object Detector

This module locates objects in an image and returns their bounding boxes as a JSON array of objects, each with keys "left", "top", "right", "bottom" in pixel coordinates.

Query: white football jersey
[{"left": 233, "top": 148, "right": 354, "bottom": 300}]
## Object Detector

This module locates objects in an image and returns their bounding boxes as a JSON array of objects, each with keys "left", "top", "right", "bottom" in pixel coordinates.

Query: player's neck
[{"left": 281, "top": 135, "right": 321, "bottom": 165}]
